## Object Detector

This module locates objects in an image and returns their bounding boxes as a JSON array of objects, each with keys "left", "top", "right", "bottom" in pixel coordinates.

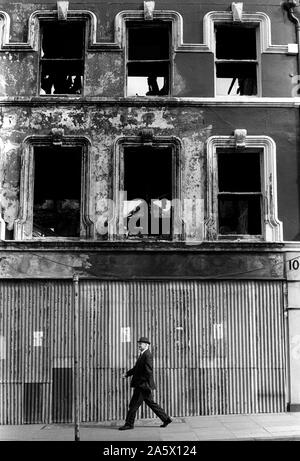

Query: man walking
[{"left": 119, "top": 337, "right": 172, "bottom": 430}]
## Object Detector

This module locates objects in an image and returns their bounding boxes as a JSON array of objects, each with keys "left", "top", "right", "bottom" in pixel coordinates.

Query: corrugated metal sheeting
[{"left": 0, "top": 280, "right": 285, "bottom": 424}]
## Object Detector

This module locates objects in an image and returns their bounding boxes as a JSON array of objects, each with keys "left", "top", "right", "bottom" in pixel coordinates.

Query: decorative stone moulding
[
  {"left": 14, "top": 134, "right": 94, "bottom": 240},
  {"left": 0, "top": 7, "right": 293, "bottom": 54},
  {"left": 203, "top": 11, "right": 290, "bottom": 54},
  {"left": 57, "top": 1, "right": 69, "bottom": 21},
  {"left": 111, "top": 135, "right": 184, "bottom": 241},
  {"left": 288, "top": 43, "right": 299, "bottom": 54},
  {"left": 234, "top": 129, "right": 247, "bottom": 148},
  {"left": 51, "top": 128, "right": 65, "bottom": 146},
  {"left": 231, "top": 2, "right": 243, "bottom": 22},
  {"left": 206, "top": 135, "right": 283, "bottom": 242},
  {"left": 144, "top": 1, "right": 155, "bottom": 20},
  {"left": 140, "top": 128, "right": 155, "bottom": 145}
]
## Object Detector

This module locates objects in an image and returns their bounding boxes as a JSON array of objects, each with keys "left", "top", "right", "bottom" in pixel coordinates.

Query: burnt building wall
[
  {"left": 0, "top": 1, "right": 299, "bottom": 241},
  {"left": 0, "top": 103, "right": 299, "bottom": 240},
  {"left": 0, "top": 0, "right": 300, "bottom": 420},
  {"left": 0, "top": 1, "right": 297, "bottom": 98}
]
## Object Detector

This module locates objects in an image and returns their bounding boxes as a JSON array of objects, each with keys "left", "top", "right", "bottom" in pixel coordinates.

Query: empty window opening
[
  {"left": 33, "top": 147, "right": 82, "bottom": 237},
  {"left": 215, "top": 26, "right": 258, "bottom": 96},
  {"left": 127, "top": 23, "right": 171, "bottom": 96},
  {"left": 40, "top": 22, "right": 85, "bottom": 95},
  {"left": 123, "top": 147, "right": 173, "bottom": 237},
  {"left": 217, "top": 151, "right": 262, "bottom": 235}
]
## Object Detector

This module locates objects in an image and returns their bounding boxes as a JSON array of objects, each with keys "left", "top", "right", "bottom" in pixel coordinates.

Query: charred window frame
[
  {"left": 39, "top": 21, "right": 85, "bottom": 96},
  {"left": 215, "top": 24, "right": 260, "bottom": 97},
  {"left": 33, "top": 146, "right": 82, "bottom": 238},
  {"left": 217, "top": 149, "right": 263, "bottom": 238},
  {"left": 126, "top": 22, "right": 172, "bottom": 97},
  {"left": 206, "top": 135, "right": 282, "bottom": 242},
  {"left": 112, "top": 137, "right": 183, "bottom": 241},
  {"left": 122, "top": 146, "right": 174, "bottom": 239},
  {"left": 15, "top": 136, "right": 94, "bottom": 240}
]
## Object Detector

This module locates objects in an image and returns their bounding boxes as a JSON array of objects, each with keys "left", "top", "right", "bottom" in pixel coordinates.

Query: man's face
[{"left": 138, "top": 342, "right": 148, "bottom": 352}]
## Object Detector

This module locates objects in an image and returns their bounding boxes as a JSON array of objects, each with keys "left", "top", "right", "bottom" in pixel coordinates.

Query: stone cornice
[
  {"left": 0, "top": 240, "right": 285, "bottom": 252},
  {"left": 0, "top": 97, "right": 299, "bottom": 108}
]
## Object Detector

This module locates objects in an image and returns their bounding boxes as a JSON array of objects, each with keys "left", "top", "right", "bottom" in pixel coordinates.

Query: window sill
[
  {"left": 119, "top": 237, "right": 174, "bottom": 242},
  {"left": 217, "top": 235, "right": 264, "bottom": 242}
]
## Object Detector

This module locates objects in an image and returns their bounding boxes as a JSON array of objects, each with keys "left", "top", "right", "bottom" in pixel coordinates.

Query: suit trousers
[{"left": 125, "top": 387, "right": 169, "bottom": 427}]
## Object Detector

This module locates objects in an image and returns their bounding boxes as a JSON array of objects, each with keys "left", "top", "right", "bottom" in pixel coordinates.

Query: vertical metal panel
[
  {"left": 0, "top": 280, "right": 72, "bottom": 424},
  {"left": 0, "top": 279, "right": 285, "bottom": 424},
  {"left": 52, "top": 368, "right": 73, "bottom": 422},
  {"left": 77, "top": 279, "right": 285, "bottom": 421},
  {"left": 24, "top": 383, "right": 43, "bottom": 423}
]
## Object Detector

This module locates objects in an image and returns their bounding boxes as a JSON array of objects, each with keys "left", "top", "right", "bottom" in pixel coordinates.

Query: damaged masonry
[{"left": 0, "top": 0, "right": 300, "bottom": 428}]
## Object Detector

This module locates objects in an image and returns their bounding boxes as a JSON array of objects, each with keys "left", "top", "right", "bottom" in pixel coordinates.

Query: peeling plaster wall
[
  {"left": 0, "top": 104, "right": 299, "bottom": 241},
  {"left": 0, "top": 247, "right": 285, "bottom": 279},
  {"left": 0, "top": 1, "right": 299, "bottom": 241},
  {"left": 0, "top": 135, "right": 20, "bottom": 231},
  {"left": 85, "top": 53, "right": 124, "bottom": 97},
  {"left": 0, "top": 2, "right": 297, "bottom": 97},
  {"left": 0, "top": 104, "right": 210, "bottom": 240},
  {"left": 174, "top": 53, "right": 214, "bottom": 98},
  {"left": 0, "top": 53, "right": 38, "bottom": 96}
]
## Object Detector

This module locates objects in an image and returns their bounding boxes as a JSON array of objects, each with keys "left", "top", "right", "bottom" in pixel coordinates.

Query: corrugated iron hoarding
[{"left": 0, "top": 280, "right": 285, "bottom": 424}]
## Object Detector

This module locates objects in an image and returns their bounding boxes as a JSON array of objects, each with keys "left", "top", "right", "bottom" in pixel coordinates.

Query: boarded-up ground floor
[{"left": 0, "top": 279, "right": 286, "bottom": 424}]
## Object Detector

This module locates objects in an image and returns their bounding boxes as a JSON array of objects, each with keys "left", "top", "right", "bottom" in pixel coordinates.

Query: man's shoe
[
  {"left": 119, "top": 424, "right": 134, "bottom": 431},
  {"left": 160, "top": 418, "right": 172, "bottom": 428}
]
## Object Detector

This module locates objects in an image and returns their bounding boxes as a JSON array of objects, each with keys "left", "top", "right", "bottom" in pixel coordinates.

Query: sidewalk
[{"left": 1, "top": 413, "right": 300, "bottom": 441}]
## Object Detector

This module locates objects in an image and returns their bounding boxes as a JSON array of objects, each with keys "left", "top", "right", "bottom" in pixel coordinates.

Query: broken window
[
  {"left": 215, "top": 25, "right": 258, "bottom": 96},
  {"left": 39, "top": 21, "right": 85, "bottom": 95},
  {"left": 123, "top": 146, "right": 173, "bottom": 237},
  {"left": 217, "top": 151, "right": 262, "bottom": 235},
  {"left": 33, "top": 146, "right": 82, "bottom": 237},
  {"left": 127, "top": 23, "right": 171, "bottom": 96}
]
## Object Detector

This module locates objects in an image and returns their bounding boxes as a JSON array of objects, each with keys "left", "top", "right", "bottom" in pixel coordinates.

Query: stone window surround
[
  {"left": 0, "top": 8, "right": 293, "bottom": 102},
  {"left": 111, "top": 134, "right": 183, "bottom": 241},
  {"left": 206, "top": 134, "right": 283, "bottom": 242},
  {"left": 14, "top": 134, "right": 94, "bottom": 240},
  {"left": 125, "top": 21, "right": 172, "bottom": 97},
  {"left": 214, "top": 23, "right": 261, "bottom": 97},
  {"left": 39, "top": 21, "right": 86, "bottom": 96},
  {"left": 0, "top": 8, "right": 292, "bottom": 54}
]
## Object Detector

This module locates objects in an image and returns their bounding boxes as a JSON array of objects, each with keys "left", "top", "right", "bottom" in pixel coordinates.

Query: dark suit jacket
[{"left": 126, "top": 349, "right": 156, "bottom": 390}]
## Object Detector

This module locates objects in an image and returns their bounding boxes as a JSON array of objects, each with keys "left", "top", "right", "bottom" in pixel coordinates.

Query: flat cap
[{"left": 137, "top": 336, "right": 150, "bottom": 344}]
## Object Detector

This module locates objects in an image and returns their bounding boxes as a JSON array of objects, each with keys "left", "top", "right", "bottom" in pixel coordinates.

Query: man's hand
[{"left": 122, "top": 373, "right": 127, "bottom": 378}]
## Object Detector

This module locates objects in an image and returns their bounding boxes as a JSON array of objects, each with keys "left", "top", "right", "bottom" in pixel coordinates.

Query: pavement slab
[
  {"left": 1, "top": 413, "right": 300, "bottom": 441},
  {"left": 222, "top": 422, "right": 261, "bottom": 428},
  {"left": 263, "top": 425, "right": 300, "bottom": 432}
]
